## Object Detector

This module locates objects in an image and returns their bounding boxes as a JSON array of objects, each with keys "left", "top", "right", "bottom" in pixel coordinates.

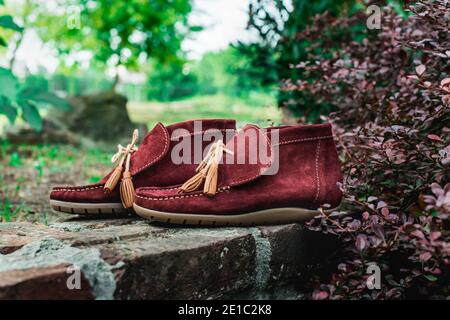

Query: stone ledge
[
  {"left": 0, "top": 219, "right": 338, "bottom": 299},
  {"left": 0, "top": 264, "right": 94, "bottom": 299}
]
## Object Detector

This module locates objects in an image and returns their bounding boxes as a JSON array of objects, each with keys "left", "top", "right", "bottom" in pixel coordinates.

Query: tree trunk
[{"left": 111, "top": 69, "right": 120, "bottom": 92}]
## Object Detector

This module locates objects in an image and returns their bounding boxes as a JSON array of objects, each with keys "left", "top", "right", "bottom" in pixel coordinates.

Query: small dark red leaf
[{"left": 427, "top": 134, "right": 443, "bottom": 142}]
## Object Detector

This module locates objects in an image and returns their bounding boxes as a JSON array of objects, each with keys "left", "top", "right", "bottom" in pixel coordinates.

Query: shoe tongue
[
  {"left": 218, "top": 124, "right": 273, "bottom": 188},
  {"left": 129, "top": 122, "right": 170, "bottom": 175}
]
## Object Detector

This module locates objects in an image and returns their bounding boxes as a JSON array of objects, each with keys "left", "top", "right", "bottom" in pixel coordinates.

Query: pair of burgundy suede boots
[{"left": 50, "top": 119, "right": 342, "bottom": 226}]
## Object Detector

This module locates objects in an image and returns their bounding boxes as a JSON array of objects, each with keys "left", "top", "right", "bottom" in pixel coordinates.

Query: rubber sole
[
  {"left": 50, "top": 199, "right": 129, "bottom": 215},
  {"left": 133, "top": 203, "right": 341, "bottom": 226}
]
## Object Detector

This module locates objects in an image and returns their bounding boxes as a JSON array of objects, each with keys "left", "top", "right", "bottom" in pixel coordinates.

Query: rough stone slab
[
  {"left": 0, "top": 219, "right": 165, "bottom": 253},
  {"left": 110, "top": 228, "right": 255, "bottom": 299},
  {"left": 0, "top": 222, "right": 74, "bottom": 254},
  {"left": 0, "top": 264, "right": 94, "bottom": 299},
  {"left": 0, "top": 219, "right": 338, "bottom": 299}
]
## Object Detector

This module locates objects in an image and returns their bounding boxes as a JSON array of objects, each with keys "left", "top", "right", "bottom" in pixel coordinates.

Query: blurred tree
[
  {"left": 1, "top": 0, "right": 36, "bottom": 70},
  {"left": 145, "top": 46, "right": 269, "bottom": 101},
  {"left": 146, "top": 59, "right": 198, "bottom": 101},
  {"left": 238, "top": 0, "right": 362, "bottom": 119},
  {"left": 192, "top": 48, "right": 240, "bottom": 96},
  {"left": 0, "top": 0, "right": 69, "bottom": 131},
  {"left": 33, "top": 0, "right": 197, "bottom": 90},
  {"left": 192, "top": 46, "right": 270, "bottom": 97},
  {"left": 0, "top": 0, "right": 24, "bottom": 45},
  {"left": 232, "top": 43, "right": 278, "bottom": 90}
]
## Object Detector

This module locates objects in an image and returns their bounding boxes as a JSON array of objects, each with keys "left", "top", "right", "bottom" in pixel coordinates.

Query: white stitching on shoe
[
  {"left": 139, "top": 186, "right": 181, "bottom": 192},
  {"left": 52, "top": 185, "right": 104, "bottom": 192},
  {"left": 136, "top": 187, "right": 229, "bottom": 201},
  {"left": 276, "top": 135, "right": 333, "bottom": 146},
  {"left": 314, "top": 140, "right": 321, "bottom": 202}
]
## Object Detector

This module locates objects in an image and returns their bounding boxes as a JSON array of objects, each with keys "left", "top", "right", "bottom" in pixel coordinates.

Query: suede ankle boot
[
  {"left": 133, "top": 123, "right": 343, "bottom": 225},
  {"left": 50, "top": 119, "right": 236, "bottom": 215}
]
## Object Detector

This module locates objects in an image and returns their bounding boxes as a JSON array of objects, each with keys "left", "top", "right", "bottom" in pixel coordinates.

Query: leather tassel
[
  {"left": 120, "top": 171, "right": 135, "bottom": 209},
  {"left": 104, "top": 166, "right": 123, "bottom": 193},
  {"left": 203, "top": 162, "right": 218, "bottom": 197},
  {"left": 179, "top": 169, "right": 206, "bottom": 193},
  {"left": 179, "top": 139, "right": 232, "bottom": 196}
]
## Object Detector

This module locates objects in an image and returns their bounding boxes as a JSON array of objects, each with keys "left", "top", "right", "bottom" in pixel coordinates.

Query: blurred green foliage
[
  {"left": 238, "top": 0, "right": 363, "bottom": 120},
  {"left": 144, "top": 46, "right": 275, "bottom": 101},
  {"left": 0, "top": 0, "right": 203, "bottom": 130},
  {"left": 33, "top": 0, "right": 196, "bottom": 87},
  {"left": 22, "top": 46, "right": 277, "bottom": 104},
  {"left": 0, "top": 2, "right": 70, "bottom": 131},
  {"left": 0, "top": 66, "right": 71, "bottom": 131},
  {"left": 145, "top": 59, "right": 198, "bottom": 101}
]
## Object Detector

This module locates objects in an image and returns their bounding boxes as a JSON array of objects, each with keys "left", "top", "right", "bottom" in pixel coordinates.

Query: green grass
[
  {"left": 0, "top": 141, "right": 113, "bottom": 223},
  {"left": 127, "top": 92, "right": 281, "bottom": 128}
]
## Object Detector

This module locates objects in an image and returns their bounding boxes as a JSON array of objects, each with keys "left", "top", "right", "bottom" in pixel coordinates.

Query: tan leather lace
[
  {"left": 104, "top": 129, "right": 139, "bottom": 208},
  {"left": 179, "top": 139, "right": 233, "bottom": 197}
]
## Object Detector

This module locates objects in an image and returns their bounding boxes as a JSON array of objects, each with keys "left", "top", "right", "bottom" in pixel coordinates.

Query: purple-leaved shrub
[{"left": 283, "top": 1, "right": 449, "bottom": 299}]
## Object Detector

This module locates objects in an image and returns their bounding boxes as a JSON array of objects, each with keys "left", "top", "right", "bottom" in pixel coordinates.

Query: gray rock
[
  {"left": 60, "top": 91, "right": 143, "bottom": 142},
  {"left": 0, "top": 220, "right": 339, "bottom": 299}
]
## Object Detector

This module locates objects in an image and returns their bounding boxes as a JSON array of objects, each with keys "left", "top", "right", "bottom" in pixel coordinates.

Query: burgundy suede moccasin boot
[
  {"left": 133, "top": 123, "right": 343, "bottom": 226},
  {"left": 50, "top": 119, "right": 236, "bottom": 215}
]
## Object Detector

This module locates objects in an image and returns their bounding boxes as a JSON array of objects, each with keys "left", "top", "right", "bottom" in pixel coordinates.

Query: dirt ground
[{"left": 0, "top": 143, "right": 113, "bottom": 224}]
